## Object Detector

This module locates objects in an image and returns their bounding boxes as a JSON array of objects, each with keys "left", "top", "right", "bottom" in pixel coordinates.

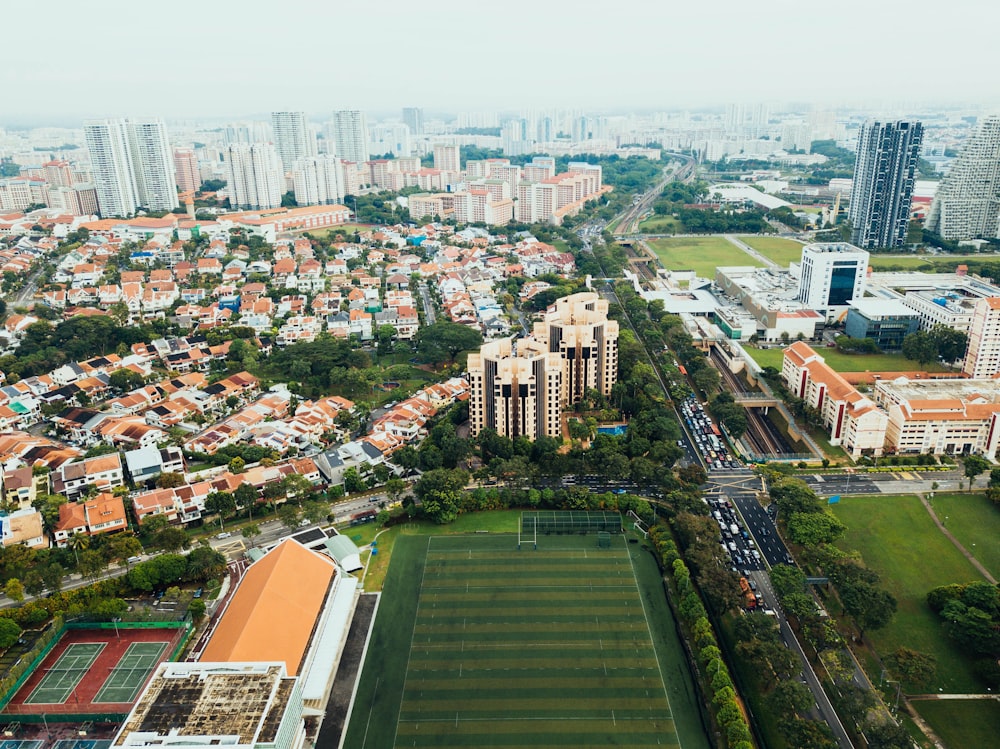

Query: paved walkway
[{"left": 918, "top": 493, "right": 997, "bottom": 584}]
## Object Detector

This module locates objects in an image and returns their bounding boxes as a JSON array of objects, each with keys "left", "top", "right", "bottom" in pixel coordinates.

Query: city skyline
[{"left": 3, "top": 0, "right": 999, "bottom": 121}]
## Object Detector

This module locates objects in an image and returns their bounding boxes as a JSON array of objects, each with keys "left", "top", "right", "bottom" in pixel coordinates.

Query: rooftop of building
[
  {"left": 199, "top": 538, "right": 336, "bottom": 675},
  {"left": 876, "top": 376, "right": 1000, "bottom": 403},
  {"left": 848, "top": 298, "right": 919, "bottom": 318},
  {"left": 802, "top": 242, "right": 869, "bottom": 256}
]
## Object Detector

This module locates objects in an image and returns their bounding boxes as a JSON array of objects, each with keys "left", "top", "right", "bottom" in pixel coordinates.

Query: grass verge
[
  {"left": 646, "top": 237, "right": 759, "bottom": 279},
  {"left": 736, "top": 236, "right": 804, "bottom": 266},
  {"left": 913, "top": 699, "right": 1000, "bottom": 749}
]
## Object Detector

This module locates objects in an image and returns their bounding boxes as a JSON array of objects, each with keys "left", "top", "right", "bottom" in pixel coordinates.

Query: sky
[{"left": 3, "top": 0, "right": 999, "bottom": 123}]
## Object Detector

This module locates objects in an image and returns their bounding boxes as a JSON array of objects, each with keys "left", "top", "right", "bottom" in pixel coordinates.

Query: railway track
[{"left": 710, "top": 348, "right": 791, "bottom": 456}]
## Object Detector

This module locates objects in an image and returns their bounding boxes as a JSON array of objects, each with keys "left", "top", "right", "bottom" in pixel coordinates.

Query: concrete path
[
  {"left": 724, "top": 234, "right": 780, "bottom": 269},
  {"left": 918, "top": 493, "right": 997, "bottom": 584}
]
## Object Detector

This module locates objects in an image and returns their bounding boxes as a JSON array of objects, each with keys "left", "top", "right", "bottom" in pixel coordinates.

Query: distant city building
[
  {"left": 402, "top": 107, "right": 424, "bottom": 135},
  {"left": 224, "top": 143, "right": 284, "bottom": 210},
  {"left": 271, "top": 111, "right": 315, "bottom": 173},
  {"left": 369, "top": 123, "right": 412, "bottom": 158},
  {"left": 222, "top": 122, "right": 269, "bottom": 145},
  {"left": 848, "top": 120, "right": 923, "bottom": 249},
  {"left": 292, "top": 155, "right": 344, "bottom": 206},
  {"left": 328, "top": 110, "right": 370, "bottom": 164},
  {"left": 173, "top": 147, "right": 199, "bottom": 193},
  {"left": 468, "top": 338, "right": 563, "bottom": 439},
  {"left": 433, "top": 144, "right": 461, "bottom": 173},
  {"left": 796, "top": 242, "right": 869, "bottom": 314},
  {"left": 926, "top": 115, "right": 1000, "bottom": 241},
  {"left": 963, "top": 297, "right": 1000, "bottom": 378}
]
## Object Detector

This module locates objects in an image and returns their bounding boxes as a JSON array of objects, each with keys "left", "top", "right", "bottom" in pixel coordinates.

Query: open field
[
  {"left": 637, "top": 215, "right": 683, "bottom": 233},
  {"left": 736, "top": 236, "right": 804, "bottom": 266},
  {"left": 345, "top": 531, "right": 709, "bottom": 749},
  {"left": 744, "top": 346, "right": 952, "bottom": 373},
  {"left": 645, "top": 236, "right": 759, "bottom": 279},
  {"left": 296, "top": 223, "right": 373, "bottom": 239},
  {"left": 831, "top": 495, "right": 986, "bottom": 693},
  {"left": 928, "top": 492, "right": 1000, "bottom": 580},
  {"left": 867, "top": 254, "right": 998, "bottom": 271},
  {"left": 913, "top": 699, "right": 1000, "bottom": 749}
]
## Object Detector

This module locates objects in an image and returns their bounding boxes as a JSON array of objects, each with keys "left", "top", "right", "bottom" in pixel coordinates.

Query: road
[
  {"left": 417, "top": 282, "right": 436, "bottom": 324},
  {"left": 8, "top": 263, "right": 46, "bottom": 306}
]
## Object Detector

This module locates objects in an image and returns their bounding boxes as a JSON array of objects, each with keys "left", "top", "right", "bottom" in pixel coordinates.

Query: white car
[{"left": 216, "top": 532, "right": 232, "bottom": 539}]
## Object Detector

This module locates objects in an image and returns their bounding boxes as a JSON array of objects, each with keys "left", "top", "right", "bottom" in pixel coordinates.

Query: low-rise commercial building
[{"left": 844, "top": 298, "right": 920, "bottom": 351}]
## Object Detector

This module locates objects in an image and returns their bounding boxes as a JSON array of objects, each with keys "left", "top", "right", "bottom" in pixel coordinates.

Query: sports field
[
  {"left": 645, "top": 236, "right": 759, "bottom": 279},
  {"left": 4, "top": 625, "right": 183, "bottom": 716},
  {"left": 347, "top": 533, "right": 695, "bottom": 748},
  {"left": 744, "top": 346, "right": 952, "bottom": 374}
]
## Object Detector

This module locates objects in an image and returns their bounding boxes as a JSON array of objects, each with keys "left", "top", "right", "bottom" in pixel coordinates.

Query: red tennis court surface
[{"left": 3, "top": 626, "right": 184, "bottom": 717}]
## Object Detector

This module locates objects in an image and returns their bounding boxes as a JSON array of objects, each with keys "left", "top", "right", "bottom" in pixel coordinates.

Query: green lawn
[
  {"left": 645, "top": 237, "right": 759, "bottom": 279},
  {"left": 745, "top": 345, "right": 952, "bottom": 373},
  {"left": 736, "top": 236, "right": 804, "bottom": 266},
  {"left": 638, "top": 215, "right": 683, "bottom": 233},
  {"left": 928, "top": 492, "right": 1000, "bottom": 580},
  {"left": 832, "top": 495, "right": 987, "bottom": 692},
  {"left": 914, "top": 699, "right": 1000, "bottom": 749},
  {"left": 867, "top": 254, "right": 996, "bottom": 271},
  {"left": 296, "top": 223, "right": 373, "bottom": 239},
  {"left": 345, "top": 531, "right": 708, "bottom": 749}
]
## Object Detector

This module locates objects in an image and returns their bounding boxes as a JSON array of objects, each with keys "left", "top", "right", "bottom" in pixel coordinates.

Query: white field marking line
[
  {"left": 391, "top": 535, "right": 432, "bottom": 749},
  {"left": 413, "top": 640, "right": 632, "bottom": 650},
  {"left": 341, "top": 592, "right": 380, "bottom": 749},
  {"left": 359, "top": 677, "right": 380, "bottom": 749},
  {"left": 397, "top": 713, "right": 669, "bottom": 724},
  {"left": 421, "top": 584, "right": 635, "bottom": 590},
  {"left": 623, "top": 537, "right": 679, "bottom": 734}
]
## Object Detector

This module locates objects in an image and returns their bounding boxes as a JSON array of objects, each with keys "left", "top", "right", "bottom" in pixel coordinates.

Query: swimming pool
[{"left": 597, "top": 424, "right": 627, "bottom": 436}]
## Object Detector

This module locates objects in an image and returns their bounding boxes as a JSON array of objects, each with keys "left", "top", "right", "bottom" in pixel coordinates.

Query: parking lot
[{"left": 679, "top": 394, "right": 740, "bottom": 471}]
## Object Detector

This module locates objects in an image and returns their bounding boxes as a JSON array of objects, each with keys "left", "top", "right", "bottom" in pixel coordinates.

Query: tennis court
[
  {"left": 0, "top": 740, "right": 44, "bottom": 749},
  {"left": 93, "top": 642, "right": 168, "bottom": 704},
  {"left": 389, "top": 534, "right": 680, "bottom": 747},
  {"left": 51, "top": 741, "right": 112, "bottom": 749},
  {"left": 23, "top": 643, "right": 105, "bottom": 705}
]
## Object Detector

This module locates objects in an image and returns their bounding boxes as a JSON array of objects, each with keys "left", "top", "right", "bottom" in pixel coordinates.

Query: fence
[{"left": 0, "top": 616, "right": 65, "bottom": 714}]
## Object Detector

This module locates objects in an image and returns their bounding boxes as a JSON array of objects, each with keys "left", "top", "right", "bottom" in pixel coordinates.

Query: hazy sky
[{"left": 3, "top": 0, "right": 998, "bottom": 123}]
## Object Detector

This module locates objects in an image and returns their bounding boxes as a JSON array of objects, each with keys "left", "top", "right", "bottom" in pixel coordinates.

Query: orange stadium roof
[{"left": 199, "top": 539, "right": 336, "bottom": 674}]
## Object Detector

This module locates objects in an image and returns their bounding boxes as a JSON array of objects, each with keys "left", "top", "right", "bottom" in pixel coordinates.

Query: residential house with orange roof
[
  {"left": 52, "top": 452, "right": 125, "bottom": 501},
  {"left": 53, "top": 491, "right": 127, "bottom": 545},
  {"left": 0, "top": 507, "right": 48, "bottom": 549}
]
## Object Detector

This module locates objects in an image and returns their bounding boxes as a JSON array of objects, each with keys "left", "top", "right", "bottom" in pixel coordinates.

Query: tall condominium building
[
  {"left": 433, "top": 144, "right": 460, "bottom": 173},
  {"left": 292, "top": 155, "right": 344, "bottom": 206},
  {"left": 85, "top": 117, "right": 177, "bottom": 217},
  {"left": 848, "top": 120, "right": 923, "bottom": 249},
  {"left": 533, "top": 292, "right": 619, "bottom": 404},
  {"left": 468, "top": 338, "right": 563, "bottom": 439},
  {"left": 926, "top": 116, "right": 1000, "bottom": 241},
  {"left": 328, "top": 110, "right": 370, "bottom": 164},
  {"left": 402, "top": 107, "right": 423, "bottom": 135},
  {"left": 796, "top": 243, "right": 869, "bottom": 313},
  {"left": 963, "top": 297, "right": 1000, "bottom": 378},
  {"left": 222, "top": 122, "right": 270, "bottom": 145},
  {"left": 173, "top": 147, "right": 199, "bottom": 192},
  {"left": 271, "top": 111, "right": 315, "bottom": 173},
  {"left": 224, "top": 143, "right": 284, "bottom": 210},
  {"left": 369, "top": 124, "right": 412, "bottom": 158}
]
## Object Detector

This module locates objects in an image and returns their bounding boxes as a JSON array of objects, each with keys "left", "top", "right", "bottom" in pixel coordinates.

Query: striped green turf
[{"left": 389, "top": 536, "right": 682, "bottom": 748}]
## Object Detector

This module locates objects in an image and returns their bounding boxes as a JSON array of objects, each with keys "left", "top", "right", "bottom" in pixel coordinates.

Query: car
[
  {"left": 216, "top": 532, "right": 232, "bottom": 539},
  {"left": 193, "top": 587, "right": 203, "bottom": 598},
  {"left": 299, "top": 519, "right": 311, "bottom": 526},
  {"left": 155, "top": 590, "right": 164, "bottom": 600}
]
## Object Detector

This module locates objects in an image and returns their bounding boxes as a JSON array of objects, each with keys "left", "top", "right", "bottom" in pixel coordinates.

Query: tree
[
  {"left": 242, "top": 523, "right": 261, "bottom": 547},
  {"left": 188, "top": 599, "right": 207, "bottom": 621},
  {"left": 414, "top": 468, "right": 469, "bottom": 524},
  {"left": 205, "top": 490, "right": 236, "bottom": 528},
  {"left": 302, "top": 500, "right": 328, "bottom": 524},
  {"left": 78, "top": 549, "right": 107, "bottom": 580},
  {"left": 41, "top": 563, "right": 63, "bottom": 593},
  {"left": 4, "top": 578, "right": 24, "bottom": 602},
  {"left": 109, "top": 367, "right": 144, "bottom": 392},
  {"left": 234, "top": 482, "right": 258, "bottom": 520},
  {"left": 155, "top": 471, "right": 185, "bottom": 489},
  {"left": 864, "top": 719, "right": 913, "bottom": 749},
  {"left": 67, "top": 531, "right": 90, "bottom": 567},
  {"left": 901, "top": 330, "right": 937, "bottom": 366},
  {"left": 884, "top": 647, "right": 936, "bottom": 689},
  {"left": 343, "top": 467, "right": 366, "bottom": 494},
  {"left": 156, "top": 527, "right": 189, "bottom": 552},
  {"left": 768, "top": 680, "right": 814, "bottom": 715},
  {"left": 385, "top": 477, "right": 406, "bottom": 505},
  {"left": 786, "top": 511, "right": 845, "bottom": 546},
  {"left": 0, "top": 618, "right": 21, "bottom": 650},
  {"left": 841, "top": 580, "right": 897, "bottom": 636},
  {"left": 228, "top": 456, "right": 246, "bottom": 474},
  {"left": 930, "top": 324, "right": 968, "bottom": 363},
  {"left": 415, "top": 321, "right": 483, "bottom": 365},
  {"left": 964, "top": 454, "right": 990, "bottom": 489},
  {"left": 184, "top": 546, "right": 227, "bottom": 581},
  {"left": 277, "top": 504, "right": 301, "bottom": 530},
  {"left": 281, "top": 473, "right": 312, "bottom": 505}
]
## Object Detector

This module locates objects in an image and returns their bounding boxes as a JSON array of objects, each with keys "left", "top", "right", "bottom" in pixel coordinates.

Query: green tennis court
[
  {"left": 24, "top": 642, "right": 105, "bottom": 704},
  {"left": 93, "top": 641, "right": 168, "bottom": 703}
]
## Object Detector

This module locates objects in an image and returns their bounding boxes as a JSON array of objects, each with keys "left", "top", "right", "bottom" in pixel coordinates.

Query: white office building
[
  {"left": 224, "top": 143, "right": 284, "bottom": 210},
  {"left": 85, "top": 117, "right": 177, "bottom": 216},
  {"left": 795, "top": 242, "right": 869, "bottom": 316},
  {"left": 328, "top": 110, "right": 370, "bottom": 164},
  {"left": 292, "top": 155, "right": 345, "bottom": 206},
  {"left": 271, "top": 111, "right": 315, "bottom": 173},
  {"left": 926, "top": 116, "right": 1000, "bottom": 241},
  {"left": 848, "top": 120, "right": 922, "bottom": 249}
]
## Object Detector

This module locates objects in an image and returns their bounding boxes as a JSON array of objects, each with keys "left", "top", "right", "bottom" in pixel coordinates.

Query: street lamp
[{"left": 113, "top": 616, "right": 121, "bottom": 639}]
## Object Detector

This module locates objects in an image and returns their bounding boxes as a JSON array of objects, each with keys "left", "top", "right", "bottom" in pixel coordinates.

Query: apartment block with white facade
[
  {"left": 224, "top": 143, "right": 284, "bottom": 210},
  {"left": 963, "top": 297, "right": 1000, "bottom": 378},
  {"left": 271, "top": 111, "right": 315, "bottom": 173},
  {"left": 292, "top": 155, "right": 344, "bottom": 206},
  {"left": 328, "top": 110, "right": 370, "bottom": 165}
]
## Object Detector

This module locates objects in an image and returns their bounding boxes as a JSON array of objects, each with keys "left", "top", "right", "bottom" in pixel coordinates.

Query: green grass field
[
  {"left": 913, "top": 699, "right": 1000, "bottom": 749},
  {"left": 867, "top": 254, "right": 996, "bottom": 271},
  {"left": 928, "top": 492, "right": 1000, "bottom": 580},
  {"left": 645, "top": 236, "right": 759, "bottom": 279},
  {"left": 637, "top": 215, "right": 683, "bottom": 233},
  {"left": 345, "top": 531, "right": 709, "bottom": 749},
  {"left": 296, "top": 223, "right": 373, "bottom": 239},
  {"left": 744, "top": 346, "right": 952, "bottom": 373},
  {"left": 832, "top": 495, "right": 986, "bottom": 692},
  {"left": 736, "top": 236, "right": 804, "bottom": 266}
]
